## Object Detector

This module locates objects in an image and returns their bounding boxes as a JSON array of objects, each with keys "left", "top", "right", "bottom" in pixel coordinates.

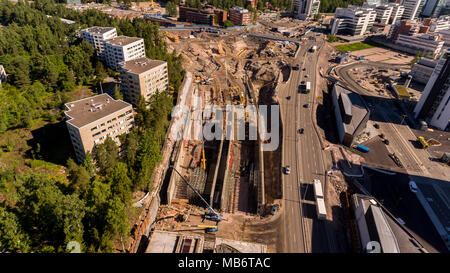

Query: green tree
[
  {"left": 0, "top": 206, "right": 30, "bottom": 252},
  {"left": 108, "top": 162, "right": 133, "bottom": 203},
  {"left": 113, "top": 84, "right": 123, "bottom": 100},
  {"left": 223, "top": 20, "right": 235, "bottom": 28},
  {"left": 93, "top": 137, "right": 119, "bottom": 176},
  {"left": 67, "top": 158, "right": 91, "bottom": 195},
  {"left": 166, "top": 1, "right": 178, "bottom": 17}
]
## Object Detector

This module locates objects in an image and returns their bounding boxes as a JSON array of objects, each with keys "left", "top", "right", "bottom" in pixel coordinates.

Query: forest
[{"left": 0, "top": 0, "right": 181, "bottom": 252}]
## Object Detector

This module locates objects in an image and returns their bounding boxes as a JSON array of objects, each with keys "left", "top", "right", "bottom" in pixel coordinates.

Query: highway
[{"left": 278, "top": 32, "right": 336, "bottom": 253}]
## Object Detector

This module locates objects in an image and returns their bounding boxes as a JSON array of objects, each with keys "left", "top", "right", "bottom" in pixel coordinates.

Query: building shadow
[{"left": 27, "top": 121, "right": 75, "bottom": 165}]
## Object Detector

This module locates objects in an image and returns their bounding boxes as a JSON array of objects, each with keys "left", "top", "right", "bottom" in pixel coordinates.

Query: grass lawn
[{"left": 335, "top": 42, "right": 377, "bottom": 52}]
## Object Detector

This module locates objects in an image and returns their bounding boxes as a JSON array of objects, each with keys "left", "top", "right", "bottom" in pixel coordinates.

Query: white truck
[{"left": 310, "top": 45, "right": 317, "bottom": 52}]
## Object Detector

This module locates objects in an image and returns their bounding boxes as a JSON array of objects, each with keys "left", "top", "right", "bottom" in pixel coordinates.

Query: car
[
  {"left": 305, "top": 74, "right": 309, "bottom": 78},
  {"left": 293, "top": 65, "right": 299, "bottom": 70},
  {"left": 301, "top": 80, "right": 305, "bottom": 84},
  {"left": 284, "top": 166, "right": 291, "bottom": 174},
  {"left": 302, "top": 68, "right": 306, "bottom": 71},
  {"left": 298, "top": 128, "right": 304, "bottom": 134},
  {"left": 271, "top": 204, "right": 279, "bottom": 215},
  {"left": 303, "top": 104, "right": 309, "bottom": 108},
  {"left": 383, "top": 139, "right": 390, "bottom": 145},
  {"left": 409, "top": 181, "right": 418, "bottom": 193},
  {"left": 286, "top": 96, "right": 291, "bottom": 100}
]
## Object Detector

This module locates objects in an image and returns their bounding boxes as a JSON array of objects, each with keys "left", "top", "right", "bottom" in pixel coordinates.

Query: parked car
[
  {"left": 384, "top": 139, "right": 390, "bottom": 145},
  {"left": 293, "top": 65, "right": 299, "bottom": 70},
  {"left": 284, "top": 166, "right": 291, "bottom": 174},
  {"left": 286, "top": 96, "right": 291, "bottom": 100},
  {"left": 298, "top": 128, "right": 304, "bottom": 134},
  {"left": 271, "top": 204, "right": 279, "bottom": 215},
  {"left": 409, "top": 181, "right": 418, "bottom": 193},
  {"left": 303, "top": 104, "right": 309, "bottom": 108}
]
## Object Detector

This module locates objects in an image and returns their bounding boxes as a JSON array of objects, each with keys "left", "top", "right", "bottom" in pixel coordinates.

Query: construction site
[{"left": 141, "top": 27, "right": 300, "bottom": 251}]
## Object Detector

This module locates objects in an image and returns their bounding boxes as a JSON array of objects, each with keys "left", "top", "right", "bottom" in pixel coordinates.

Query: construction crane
[
  {"left": 170, "top": 166, "right": 223, "bottom": 221},
  {"left": 181, "top": 224, "right": 218, "bottom": 233},
  {"left": 151, "top": 0, "right": 154, "bottom": 9}
]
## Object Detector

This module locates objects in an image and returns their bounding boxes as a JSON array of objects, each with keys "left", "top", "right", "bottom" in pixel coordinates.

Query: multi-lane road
[{"left": 277, "top": 33, "right": 336, "bottom": 253}]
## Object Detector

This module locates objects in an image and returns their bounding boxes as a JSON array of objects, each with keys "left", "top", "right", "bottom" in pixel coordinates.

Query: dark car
[
  {"left": 271, "top": 204, "right": 279, "bottom": 215},
  {"left": 303, "top": 104, "right": 309, "bottom": 108},
  {"left": 286, "top": 96, "right": 291, "bottom": 100},
  {"left": 298, "top": 128, "right": 304, "bottom": 134},
  {"left": 384, "top": 139, "right": 390, "bottom": 145},
  {"left": 302, "top": 68, "right": 306, "bottom": 71},
  {"left": 301, "top": 80, "right": 305, "bottom": 84},
  {"left": 293, "top": 65, "right": 299, "bottom": 70}
]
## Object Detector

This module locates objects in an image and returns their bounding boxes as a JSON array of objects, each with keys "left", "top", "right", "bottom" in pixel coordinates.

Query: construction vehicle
[
  {"left": 356, "top": 144, "right": 370, "bottom": 153},
  {"left": 417, "top": 136, "right": 430, "bottom": 149},
  {"left": 182, "top": 224, "right": 218, "bottom": 233},
  {"left": 217, "top": 41, "right": 224, "bottom": 55},
  {"left": 170, "top": 166, "right": 223, "bottom": 222},
  {"left": 201, "top": 144, "right": 206, "bottom": 170},
  {"left": 166, "top": 32, "right": 179, "bottom": 43}
]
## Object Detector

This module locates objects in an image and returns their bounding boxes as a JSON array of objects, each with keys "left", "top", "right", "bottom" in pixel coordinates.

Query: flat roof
[
  {"left": 65, "top": 93, "right": 131, "bottom": 128},
  {"left": 82, "top": 26, "right": 115, "bottom": 34},
  {"left": 333, "top": 84, "right": 369, "bottom": 135},
  {"left": 105, "top": 35, "right": 143, "bottom": 46},
  {"left": 120, "top": 57, "right": 166, "bottom": 74}
]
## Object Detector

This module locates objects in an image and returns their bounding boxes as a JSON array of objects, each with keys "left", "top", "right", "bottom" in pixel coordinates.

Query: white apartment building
[
  {"left": 331, "top": 6, "right": 377, "bottom": 36},
  {"left": 365, "top": 3, "right": 394, "bottom": 24},
  {"left": 414, "top": 49, "right": 450, "bottom": 130},
  {"left": 401, "top": 0, "right": 423, "bottom": 20},
  {"left": 396, "top": 33, "right": 444, "bottom": 56},
  {"left": 65, "top": 93, "right": 134, "bottom": 163},
  {"left": 429, "top": 15, "right": 450, "bottom": 31},
  {"left": 81, "top": 27, "right": 117, "bottom": 60},
  {"left": 104, "top": 36, "right": 146, "bottom": 71},
  {"left": 119, "top": 58, "right": 169, "bottom": 106},
  {"left": 390, "top": 3, "right": 406, "bottom": 24},
  {"left": 293, "top": 0, "right": 320, "bottom": 20}
]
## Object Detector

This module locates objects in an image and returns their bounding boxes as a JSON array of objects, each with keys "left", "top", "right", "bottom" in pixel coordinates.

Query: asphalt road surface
[{"left": 278, "top": 33, "right": 336, "bottom": 253}]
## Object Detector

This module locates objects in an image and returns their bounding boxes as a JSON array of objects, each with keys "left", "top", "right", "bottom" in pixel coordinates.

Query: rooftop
[
  {"left": 65, "top": 93, "right": 131, "bottom": 128},
  {"left": 333, "top": 84, "right": 370, "bottom": 135},
  {"left": 120, "top": 57, "right": 166, "bottom": 74},
  {"left": 105, "top": 35, "right": 143, "bottom": 46},
  {"left": 82, "top": 26, "right": 116, "bottom": 34}
]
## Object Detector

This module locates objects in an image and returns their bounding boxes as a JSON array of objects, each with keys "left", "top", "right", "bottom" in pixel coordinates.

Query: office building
[
  {"left": 293, "top": 0, "right": 321, "bottom": 20},
  {"left": 104, "top": 36, "right": 146, "bottom": 70},
  {"left": 81, "top": 26, "right": 117, "bottom": 60},
  {"left": 65, "top": 93, "right": 134, "bottom": 163},
  {"left": 410, "top": 57, "right": 438, "bottom": 84},
  {"left": 229, "top": 6, "right": 252, "bottom": 25},
  {"left": 414, "top": 49, "right": 450, "bottom": 130},
  {"left": 395, "top": 33, "right": 444, "bottom": 56},
  {"left": 119, "top": 57, "right": 168, "bottom": 106},
  {"left": 401, "top": 0, "right": 423, "bottom": 20},
  {"left": 422, "top": 0, "right": 448, "bottom": 18},
  {"left": 331, "top": 6, "right": 377, "bottom": 36},
  {"left": 178, "top": 6, "right": 227, "bottom": 26},
  {"left": 331, "top": 84, "right": 370, "bottom": 146}
]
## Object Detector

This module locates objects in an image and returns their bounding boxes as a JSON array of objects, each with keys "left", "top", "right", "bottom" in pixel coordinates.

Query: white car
[
  {"left": 284, "top": 166, "right": 291, "bottom": 174},
  {"left": 409, "top": 181, "right": 418, "bottom": 193}
]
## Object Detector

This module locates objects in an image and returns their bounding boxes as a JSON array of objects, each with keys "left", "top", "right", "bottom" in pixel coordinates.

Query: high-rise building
[
  {"left": 422, "top": 0, "right": 448, "bottom": 18},
  {"left": 293, "top": 0, "right": 320, "bottom": 20},
  {"left": 65, "top": 93, "right": 134, "bottom": 163},
  {"left": 390, "top": 3, "right": 406, "bottom": 23},
  {"left": 331, "top": 6, "right": 377, "bottom": 36},
  {"left": 229, "top": 6, "right": 252, "bottom": 25},
  {"left": 81, "top": 27, "right": 117, "bottom": 60},
  {"left": 414, "top": 49, "right": 450, "bottom": 130},
  {"left": 119, "top": 58, "right": 169, "bottom": 106},
  {"left": 401, "top": 0, "right": 423, "bottom": 20},
  {"left": 104, "top": 36, "right": 146, "bottom": 70}
]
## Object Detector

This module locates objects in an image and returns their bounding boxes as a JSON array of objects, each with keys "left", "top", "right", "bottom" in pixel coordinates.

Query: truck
[
  {"left": 356, "top": 144, "right": 370, "bottom": 153},
  {"left": 310, "top": 45, "right": 317, "bottom": 52},
  {"left": 305, "top": 81, "right": 311, "bottom": 93},
  {"left": 313, "top": 179, "right": 324, "bottom": 199}
]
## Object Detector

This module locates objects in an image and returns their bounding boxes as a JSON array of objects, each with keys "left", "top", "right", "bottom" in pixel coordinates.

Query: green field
[{"left": 335, "top": 42, "right": 377, "bottom": 52}]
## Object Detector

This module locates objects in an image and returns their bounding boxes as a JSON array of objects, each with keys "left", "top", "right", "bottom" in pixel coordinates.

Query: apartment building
[
  {"left": 422, "top": 0, "right": 448, "bottom": 18},
  {"left": 395, "top": 33, "right": 444, "bottom": 56},
  {"left": 178, "top": 6, "right": 227, "bottom": 26},
  {"left": 293, "top": 0, "right": 321, "bottom": 20},
  {"left": 65, "top": 93, "right": 134, "bottom": 163},
  {"left": 104, "top": 36, "right": 146, "bottom": 70},
  {"left": 81, "top": 26, "right": 117, "bottom": 60},
  {"left": 390, "top": 3, "right": 406, "bottom": 24},
  {"left": 414, "top": 49, "right": 450, "bottom": 130},
  {"left": 401, "top": 0, "right": 423, "bottom": 20},
  {"left": 119, "top": 57, "right": 169, "bottom": 106},
  {"left": 388, "top": 20, "right": 421, "bottom": 40},
  {"left": 429, "top": 15, "right": 450, "bottom": 31},
  {"left": 229, "top": 6, "right": 252, "bottom": 25},
  {"left": 437, "top": 28, "right": 450, "bottom": 45},
  {"left": 331, "top": 6, "right": 377, "bottom": 36}
]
